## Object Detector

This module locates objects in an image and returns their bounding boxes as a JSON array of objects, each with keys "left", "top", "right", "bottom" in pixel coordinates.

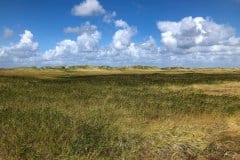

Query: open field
[{"left": 1, "top": 66, "right": 240, "bottom": 159}]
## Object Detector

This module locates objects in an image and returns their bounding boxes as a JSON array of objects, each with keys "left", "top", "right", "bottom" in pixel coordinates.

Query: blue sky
[{"left": 0, "top": 0, "right": 240, "bottom": 67}]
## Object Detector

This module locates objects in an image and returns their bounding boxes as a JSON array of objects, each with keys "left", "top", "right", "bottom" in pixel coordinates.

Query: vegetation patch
[
  {"left": 1, "top": 68, "right": 240, "bottom": 159},
  {"left": 0, "top": 107, "right": 74, "bottom": 159}
]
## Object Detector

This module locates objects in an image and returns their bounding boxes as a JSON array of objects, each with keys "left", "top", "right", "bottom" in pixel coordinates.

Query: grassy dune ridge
[{"left": 1, "top": 66, "right": 240, "bottom": 159}]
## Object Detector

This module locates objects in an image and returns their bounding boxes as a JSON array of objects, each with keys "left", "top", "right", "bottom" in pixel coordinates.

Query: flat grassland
[{"left": 1, "top": 66, "right": 240, "bottom": 159}]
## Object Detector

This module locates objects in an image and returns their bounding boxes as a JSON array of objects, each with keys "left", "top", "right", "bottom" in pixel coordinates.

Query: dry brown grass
[{"left": 192, "top": 81, "right": 240, "bottom": 96}]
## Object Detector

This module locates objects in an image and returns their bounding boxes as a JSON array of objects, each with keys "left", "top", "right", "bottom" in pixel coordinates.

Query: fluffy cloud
[
  {"left": 1, "top": 17, "right": 240, "bottom": 68},
  {"left": 117, "top": 36, "right": 160, "bottom": 59},
  {"left": 71, "top": 0, "right": 105, "bottom": 16},
  {"left": 46, "top": 17, "right": 240, "bottom": 67},
  {"left": 157, "top": 17, "right": 237, "bottom": 53},
  {"left": 99, "top": 20, "right": 161, "bottom": 64},
  {"left": 2, "top": 28, "right": 14, "bottom": 39},
  {"left": 71, "top": 0, "right": 117, "bottom": 24},
  {"left": 43, "top": 20, "right": 161, "bottom": 66},
  {"left": 43, "top": 22, "right": 101, "bottom": 61},
  {"left": 17, "top": 30, "right": 38, "bottom": 50},
  {"left": 94, "top": 36, "right": 161, "bottom": 66},
  {"left": 112, "top": 20, "right": 137, "bottom": 50},
  {"left": 156, "top": 16, "right": 240, "bottom": 67},
  {"left": 0, "top": 30, "right": 38, "bottom": 58},
  {"left": 0, "top": 30, "right": 39, "bottom": 67}
]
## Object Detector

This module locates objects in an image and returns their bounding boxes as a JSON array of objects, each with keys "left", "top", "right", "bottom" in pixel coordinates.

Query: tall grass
[
  {"left": 0, "top": 107, "right": 73, "bottom": 159},
  {"left": 1, "top": 68, "right": 240, "bottom": 159}
]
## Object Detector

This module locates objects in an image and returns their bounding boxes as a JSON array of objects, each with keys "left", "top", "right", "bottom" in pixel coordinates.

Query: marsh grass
[
  {"left": 1, "top": 67, "right": 240, "bottom": 159},
  {"left": 0, "top": 107, "right": 73, "bottom": 159}
]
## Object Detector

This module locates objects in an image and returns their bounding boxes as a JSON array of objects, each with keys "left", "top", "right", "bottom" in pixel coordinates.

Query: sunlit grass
[{"left": 0, "top": 67, "right": 240, "bottom": 159}]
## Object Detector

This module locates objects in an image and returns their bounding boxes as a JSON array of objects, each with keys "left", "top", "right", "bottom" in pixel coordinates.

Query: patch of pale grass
[
  {"left": 192, "top": 81, "right": 240, "bottom": 96},
  {"left": 164, "top": 85, "right": 190, "bottom": 92},
  {"left": 223, "top": 113, "right": 240, "bottom": 135},
  {"left": 129, "top": 113, "right": 233, "bottom": 159},
  {"left": 0, "top": 68, "right": 66, "bottom": 79},
  {"left": 143, "top": 113, "right": 226, "bottom": 140}
]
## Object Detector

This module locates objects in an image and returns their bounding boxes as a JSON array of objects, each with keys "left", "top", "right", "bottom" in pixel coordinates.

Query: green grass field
[{"left": 1, "top": 66, "right": 240, "bottom": 159}]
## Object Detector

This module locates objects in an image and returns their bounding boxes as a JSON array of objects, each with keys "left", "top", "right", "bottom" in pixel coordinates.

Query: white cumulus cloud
[
  {"left": 0, "top": 30, "right": 38, "bottom": 58},
  {"left": 43, "top": 20, "right": 161, "bottom": 66},
  {"left": 95, "top": 36, "right": 161, "bottom": 66},
  {"left": 43, "top": 22, "right": 101, "bottom": 61},
  {"left": 1, "top": 17, "right": 240, "bottom": 68},
  {"left": 112, "top": 20, "right": 137, "bottom": 50},
  {"left": 0, "top": 30, "right": 39, "bottom": 67},
  {"left": 157, "top": 17, "right": 236, "bottom": 53},
  {"left": 71, "top": 0, "right": 105, "bottom": 16},
  {"left": 71, "top": 0, "right": 117, "bottom": 24},
  {"left": 156, "top": 16, "right": 240, "bottom": 67}
]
